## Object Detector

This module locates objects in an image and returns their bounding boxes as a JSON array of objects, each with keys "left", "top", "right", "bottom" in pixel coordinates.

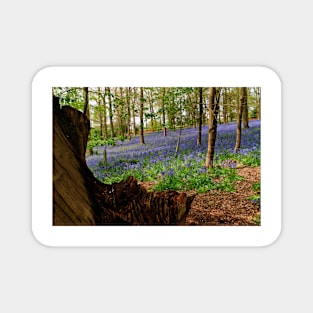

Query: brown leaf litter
[{"left": 139, "top": 166, "right": 261, "bottom": 226}]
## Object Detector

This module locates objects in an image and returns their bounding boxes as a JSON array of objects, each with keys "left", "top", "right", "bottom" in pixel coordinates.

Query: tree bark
[
  {"left": 126, "top": 87, "right": 131, "bottom": 140},
  {"left": 119, "top": 87, "right": 126, "bottom": 137},
  {"left": 197, "top": 87, "right": 203, "bottom": 146},
  {"left": 256, "top": 87, "right": 261, "bottom": 120},
  {"left": 115, "top": 88, "right": 123, "bottom": 136},
  {"left": 234, "top": 88, "right": 245, "bottom": 152},
  {"left": 139, "top": 87, "right": 145, "bottom": 144},
  {"left": 53, "top": 96, "right": 193, "bottom": 225},
  {"left": 83, "top": 87, "right": 89, "bottom": 119},
  {"left": 97, "top": 87, "right": 104, "bottom": 138},
  {"left": 223, "top": 88, "right": 228, "bottom": 124},
  {"left": 106, "top": 87, "right": 115, "bottom": 138},
  {"left": 100, "top": 88, "right": 108, "bottom": 140},
  {"left": 205, "top": 87, "right": 219, "bottom": 168},
  {"left": 132, "top": 87, "right": 137, "bottom": 136},
  {"left": 162, "top": 87, "right": 167, "bottom": 136},
  {"left": 241, "top": 87, "right": 249, "bottom": 128}
]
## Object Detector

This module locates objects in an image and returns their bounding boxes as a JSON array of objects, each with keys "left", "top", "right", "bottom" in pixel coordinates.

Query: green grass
[
  {"left": 249, "top": 182, "right": 261, "bottom": 225},
  {"left": 96, "top": 150, "right": 260, "bottom": 193},
  {"left": 252, "top": 213, "right": 261, "bottom": 225},
  {"left": 90, "top": 138, "right": 260, "bottom": 193},
  {"left": 130, "top": 162, "right": 243, "bottom": 193},
  {"left": 248, "top": 194, "right": 261, "bottom": 201},
  {"left": 216, "top": 150, "right": 260, "bottom": 167},
  {"left": 252, "top": 182, "right": 261, "bottom": 191}
]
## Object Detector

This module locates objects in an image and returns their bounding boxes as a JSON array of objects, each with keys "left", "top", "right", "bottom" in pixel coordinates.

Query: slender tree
[
  {"left": 162, "top": 87, "right": 167, "bottom": 136},
  {"left": 97, "top": 87, "right": 103, "bottom": 137},
  {"left": 242, "top": 87, "right": 249, "bottom": 128},
  {"left": 126, "top": 87, "right": 132, "bottom": 140},
  {"left": 132, "top": 88, "right": 137, "bottom": 135},
  {"left": 145, "top": 88, "right": 155, "bottom": 131},
  {"left": 185, "top": 93, "right": 192, "bottom": 127},
  {"left": 106, "top": 87, "right": 115, "bottom": 138},
  {"left": 205, "top": 87, "right": 219, "bottom": 168},
  {"left": 83, "top": 87, "right": 89, "bottom": 119},
  {"left": 190, "top": 93, "right": 197, "bottom": 128},
  {"left": 197, "top": 87, "right": 203, "bottom": 146},
  {"left": 114, "top": 87, "right": 123, "bottom": 137},
  {"left": 175, "top": 93, "right": 184, "bottom": 154},
  {"left": 255, "top": 87, "right": 261, "bottom": 120},
  {"left": 167, "top": 88, "right": 177, "bottom": 130},
  {"left": 139, "top": 87, "right": 145, "bottom": 144},
  {"left": 99, "top": 88, "right": 108, "bottom": 139},
  {"left": 222, "top": 88, "right": 228, "bottom": 124},
  {"left": 234, "top": 87, "right": 245, "bottom": 152}
]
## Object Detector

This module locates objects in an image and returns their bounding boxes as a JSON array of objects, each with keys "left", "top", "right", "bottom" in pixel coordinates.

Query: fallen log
[{"left": 53, "top": 96, "right": 194, "bottom": 225}]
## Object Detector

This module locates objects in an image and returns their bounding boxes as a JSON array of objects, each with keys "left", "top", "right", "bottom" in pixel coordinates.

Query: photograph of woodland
[{"left": 53, "top": 87, "right": 261, "bottom": 226}]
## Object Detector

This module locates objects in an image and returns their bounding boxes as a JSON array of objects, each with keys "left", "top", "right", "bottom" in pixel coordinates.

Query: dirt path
[{"left": 139, "top": 166, "right": 261, "bottom": 226}]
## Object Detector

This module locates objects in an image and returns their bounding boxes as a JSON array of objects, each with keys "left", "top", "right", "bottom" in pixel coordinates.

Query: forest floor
[{"left": 140, "top": 166, "right": 261, "bottom": 226}]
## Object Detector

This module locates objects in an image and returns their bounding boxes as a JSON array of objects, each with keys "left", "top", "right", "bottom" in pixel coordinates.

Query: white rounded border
[{"left": 32, "top": 66, "right": 281, "bottom": 247}]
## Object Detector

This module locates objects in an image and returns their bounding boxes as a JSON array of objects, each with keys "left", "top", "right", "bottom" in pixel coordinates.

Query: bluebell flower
[{"left": 86, "top": 119, "right": 260, "bottom": 183}]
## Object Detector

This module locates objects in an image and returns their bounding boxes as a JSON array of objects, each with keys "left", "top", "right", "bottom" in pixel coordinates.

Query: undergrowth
[{"left": 87, "top": 123, "right": 261, "bottom": 193}]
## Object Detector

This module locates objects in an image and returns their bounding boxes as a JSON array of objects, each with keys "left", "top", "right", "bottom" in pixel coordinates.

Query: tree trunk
[
  {"left": 119, "top": 87, "right": 126, "bottom": 137},
  {"left": 192, "top": 98, "right": 197, "bottom": 129},
  {"left": 186, "top": 94, "right": 192, "bottom": 127},
  {"left": 132, "top": 87, "right": 137, "bottom": 136},
  {"left": 97, "top": 87, "right": 103, "bottom": 138},
  {"left": 197, "top": 87, "right": 203, "bottom": 146},
  {"left": 256, "top": 87, "right": 261, "bottom": 120},
  {"left": 115, "top": 88, "right": 123, "bottom": 136},
  {"left": 175, "top": 102, "right": 183, "bottom": 154},
  {"left": 53, "top": 96, "right": 194, "bottom": 225},
  {"left": 205, "top": 87, "right": 219, "bottom": 168},
  {"left": 234, "top": 88, "right": 245, "bottom": 152},
  {"left": 149, "top": 102, "right": 154, "bottom": 131},
  {"left": 106, "top": 87, "right": 115, "bottom": 138},
  {"left": 258, "top": 91, "right": 261, "bottom": 120},
  {"left": 126, "top": 87, "right": 131, "bottom": 140},
  {"left": 139, "top": 87, "right": 145, "bottom": 144},
  {"left": 83, "top": 87, "right": 89, "bottom": 119},
  {"left": 162, "top": 87, "right": 167, "bottom": 136},
  {"left": 242, "top": 87, "right": 249, "bottom": 128},
  {"left": 101, "top": 88, "right": 108, "bottom": 140},
  {"left": 223, "top": 88, "right": 228, "bottom": 124}
]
